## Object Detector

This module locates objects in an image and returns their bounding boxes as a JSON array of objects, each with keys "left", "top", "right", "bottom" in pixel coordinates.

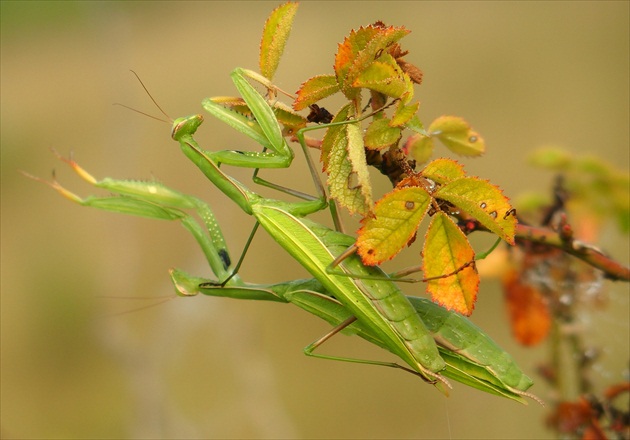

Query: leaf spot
[
  {"left": 405, "top": 201, "right": 415, "bottom": 210},
  {"left": 480, "top": 202, "right": 487, "bottom": 209},
  {"left": 469, "top": 135, "right": 478, "bottom": 143},
  {"left": 503, "top": 208, "right": 516, "bottom": 219},
  {"left": 489, "top": 210, "right": 497, "bottom": 218}
]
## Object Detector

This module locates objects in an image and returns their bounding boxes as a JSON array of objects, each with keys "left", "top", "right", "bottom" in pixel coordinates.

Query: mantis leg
[
  {"left": 302, "top": 315, "right": 437, "bottom": 383},
  {"left": 185, "top": 270, "right": 540, "bottom": 404},
  {"left": 25, "top": 152, "right": 241, "bottom": 286},
  {"left": 32, "top": 154, "right": 539, "bottom": 402}
]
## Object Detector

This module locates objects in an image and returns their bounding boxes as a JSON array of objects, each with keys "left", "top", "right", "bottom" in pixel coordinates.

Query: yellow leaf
[
  {"left": 429, "top": 115, "right": 485, "bottom": 156},
  {"left": 357, "top": 186, "right": 431, "bottom": 265},
  {"left": 434, "top": 177, "right": 517, "bottom": 244},
  {"left": 421, "top": 158, "right": 465, "bottom": 184},
  {"left": 259, "top": 2, "right": 298, "bottom": 80}
]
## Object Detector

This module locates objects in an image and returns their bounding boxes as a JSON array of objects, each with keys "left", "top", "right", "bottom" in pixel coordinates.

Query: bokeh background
[{"left": 2, "top": 1, "right": 628, "bottom": 438}]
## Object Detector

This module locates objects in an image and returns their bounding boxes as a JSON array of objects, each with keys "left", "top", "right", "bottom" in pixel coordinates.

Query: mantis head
[{"left": 172, "top": 114, "right": 204, "bottom": 141}]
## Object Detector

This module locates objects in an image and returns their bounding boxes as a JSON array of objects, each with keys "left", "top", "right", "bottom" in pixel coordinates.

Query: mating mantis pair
[{"left": 30, "top": 67, "right": 541, "bottom": 404}]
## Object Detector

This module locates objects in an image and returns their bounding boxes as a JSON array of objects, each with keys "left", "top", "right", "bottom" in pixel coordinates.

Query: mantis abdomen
[
  {"left": 411, "top": 296, "right": 535, "bottom": 393},
  {"left": 253, "top": 203, "right": 448, "bottom": 385}
]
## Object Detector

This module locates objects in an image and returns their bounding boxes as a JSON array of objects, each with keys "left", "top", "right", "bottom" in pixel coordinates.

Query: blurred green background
[{"left": 2, "top": 1, "right": 628, "bottom": 438}]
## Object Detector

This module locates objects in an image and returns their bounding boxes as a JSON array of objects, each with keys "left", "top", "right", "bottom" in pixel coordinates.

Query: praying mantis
[
  {"left": 29, "top": 149, "right": 541, "bottom": 404},
  {"left": 173, "top": 69, "right": 450, "bottom": 388},
  {"left": 27, "top": 67, "right": 542, "bottom": 404}
]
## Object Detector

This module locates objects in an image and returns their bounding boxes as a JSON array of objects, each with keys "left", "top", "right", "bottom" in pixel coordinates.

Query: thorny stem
[
  {"left": 515, "top": 224, "right": 629, "bottom": 282},
  {"left": 459, "top": 218, "right": 630, "bottom": 282}
]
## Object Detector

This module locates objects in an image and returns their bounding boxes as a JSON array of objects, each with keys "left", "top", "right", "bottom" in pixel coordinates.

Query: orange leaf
[
  {"left": 334, "top": 24, "right": 410, "bottom": 101},
  {"left": 547, "top": 398, "right": 595, "bottom": 434},
  {"left": 503, "top": 269, "right": 551, "bottom": 346},
  {"left": 423, "top": 212, "right": 479, "bottom": 315}
]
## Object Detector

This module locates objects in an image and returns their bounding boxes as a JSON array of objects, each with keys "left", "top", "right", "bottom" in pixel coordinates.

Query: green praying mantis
[
  {"left": 174, "top": 69, "right": 450, "bottom": 388},
  {"left": 28, "top": 67, "right": 542, "bottom": 404}
]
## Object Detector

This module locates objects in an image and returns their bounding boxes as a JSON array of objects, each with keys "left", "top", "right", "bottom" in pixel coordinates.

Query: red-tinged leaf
[
  {"left": 434, "top": 177, "right": 517, "bottom": 244},
  {"left": 321, "top": 104, "right": 351, "bottom": 171},
  {"left": 423, "top": 212, "right": 478, "bottom": 316},
  {"left": 334, "top": 25, "right": 410, "bottom": 100},
  {"left": 353, "top": 54, "right": 413, "bottom": 99},
  {"left": 364, "top": 118, "right": 402, "bottom": 150},
  {"left": 547, "top": 398, "right": 595, "bottom": 434},
  {"left": 334, "top": 27, "right": 379, "bottom": 100},
  {"left": 503, "top": 269, "right": 551, "bottom": 346},
  {"left": 390, "top": 100, "right": 419, "bottom": 127},
  {"left": 293, "top": 75, "right": 340, "bottom": 110},
  {"left": 356, "top": 186, "right": 431, "bottom": 265},
  {"left": 603, "top": 382, "right": 630, "bottom": 400},
  {"left": 581, "top": 422, "right": 608, "bottom": 440},
  {"left": 259, "top": 2, "right": 298, "bottom": 80},
  {"left": 429, "top": 115, "right": 485, "bottom": 156},
  {"left": 421, "top": 158, "right": 466, "bottom": 184},
  {"left": 403, "top": 134, "right": 433, "bottom": 165}
]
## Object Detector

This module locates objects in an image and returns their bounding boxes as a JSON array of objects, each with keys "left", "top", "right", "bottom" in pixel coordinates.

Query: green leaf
[
  {"left": 404, "top": 133, "right": 434, "bottom": 165},
  {"left": 326, "top": 121, "right": 373, "bottom": 216},
  {"left": 435, "top": 177, "right": 516, "bottom": 244},
  {"left": 353, "top": 54, "right": 412, "bottom": 99},
  {"left": 404, "top": 115, "right": 428, "bottom": 135},
  {"left": 423, "top": 212, "right": 479, "bottom": 316},
  {"left": 421, "top": 158, "right": 466, "bottom": 185},
  {"left": 528, "top": 147, "right": 573, "bottom": 171},
  {"left": 293, "top": 74, "right": 340, "bottom": 110},
  {"left": 391, "top": 100, "right": 420, "bottom": 127},
  {"left": 259, "top": 2, "right": 299, "bottom": 80},
  {"left": 321, "top": 104, "right": 352, "bottom": 171},
  {"left": 357, "top": 186, "right": 431, "bottom": 265},
  {"left": 323, "top": 105, "right": 373, "bottom": 215},
  {"left": 429, "top": 116, "right": 485, "bottom": 156},
  {"left": 344, "top": 121, "right": 374, "bottom": 214},
  {"left": 364, "top": 117, "right": 402, "bottom": 150}
]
